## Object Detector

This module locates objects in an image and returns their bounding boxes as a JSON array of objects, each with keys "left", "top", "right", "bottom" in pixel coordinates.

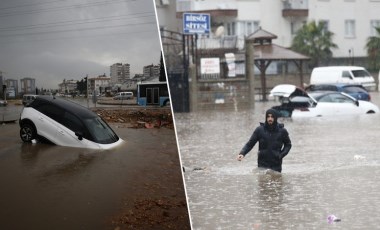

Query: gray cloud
[{"left": 0, "top": 0, "right": 161, "bottom": 89}]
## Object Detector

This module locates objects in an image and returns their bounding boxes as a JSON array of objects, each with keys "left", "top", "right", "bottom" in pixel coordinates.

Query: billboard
[{"left": 183, "top": 13, "right": 210, "bottom": 34}]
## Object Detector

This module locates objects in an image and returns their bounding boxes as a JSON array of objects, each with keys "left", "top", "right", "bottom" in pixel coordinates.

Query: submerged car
[
  {"left": 19, "top": 95, "right": 123, "bottom": 149},
  {"left": 270, "top": 84, "right": 379, "bottom": 118},
  {"left": 305, "top": 83, "right": 371, "bottom": 101}
]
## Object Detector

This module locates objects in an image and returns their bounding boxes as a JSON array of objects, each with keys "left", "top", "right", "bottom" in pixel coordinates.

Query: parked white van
[
  {"left": 310, "top": 66, "right": 376, "bottom": 91},
  {"left": 113, "top": 91, "right": 133, "bottom": 100}
]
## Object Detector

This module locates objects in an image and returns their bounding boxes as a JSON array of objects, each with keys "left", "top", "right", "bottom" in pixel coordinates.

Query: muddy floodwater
[
  {"left": 0, "top": 120, "right": 189, "bottom": 229},
  {"left": 175, "top": 92, "right": 380, "bottom": 229}
]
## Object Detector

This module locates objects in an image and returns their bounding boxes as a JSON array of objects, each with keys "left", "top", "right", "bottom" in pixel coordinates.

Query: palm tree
[
  {"left": 366, "top": 26, "right": 380, "bottom": 70},
  {"left": 291, "top": 20, "right": 338, "bottom": 68}
]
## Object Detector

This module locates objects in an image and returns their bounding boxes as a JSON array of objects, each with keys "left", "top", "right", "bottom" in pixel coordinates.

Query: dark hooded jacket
[{"left": 239, "top": 109, "right": 292, "bottom": 172}]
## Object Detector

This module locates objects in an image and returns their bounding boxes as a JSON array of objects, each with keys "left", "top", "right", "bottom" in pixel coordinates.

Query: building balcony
[
  {"left": 197, "top": 36, "right": 238, "bottom": 49},
  {"left": 282, "top": 0, "right": 308, "bottom": 18},
  {"left": 176, "top": 0, "right": 237, "bottom": 18}
]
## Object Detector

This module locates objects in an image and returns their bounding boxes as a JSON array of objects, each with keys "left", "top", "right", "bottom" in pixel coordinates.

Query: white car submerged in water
[
  {"left": 270, "top": 84, "right": 379, "bottom": 118},
  {"left": 19, "top": 95, "right": 123, "bottom": 149}
]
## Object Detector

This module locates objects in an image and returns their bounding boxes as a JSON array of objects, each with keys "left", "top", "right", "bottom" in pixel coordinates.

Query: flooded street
[
  {"left": 0, "top": 121, "right": 189, "bottom": 229},
  {"left": 175, "top": 92, "right": 380, "bottom": 229}
]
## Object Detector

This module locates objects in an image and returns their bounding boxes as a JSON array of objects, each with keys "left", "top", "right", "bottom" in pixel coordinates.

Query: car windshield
[
  {"left": 352, "top": 70, "right": 371, "bottom": 78},
  {"left": 83, "top": 117, "right": 119, "bottom": 144}
]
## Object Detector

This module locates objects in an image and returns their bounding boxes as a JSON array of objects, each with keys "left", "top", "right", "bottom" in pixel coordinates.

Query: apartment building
[
  {"left": 88, "top": 75, "right": 111, "bottom": 95},
  {"left": 110, "top": 63, "right": 131, "bottom": 84},
  {"left": 58, "top": 79, "right": 77, "bottom": 95},
  {"left": 20, "top": 78, "right": 36, "bottom": 95},
  {"left": 143, "top": 64, "right": 160, "bottom": 80},
  {"left": 5, "top": 79, "right": 18, "bottom": 98},
  {"left": 157, "top": 0, "right": 380, "bottom": 59}
]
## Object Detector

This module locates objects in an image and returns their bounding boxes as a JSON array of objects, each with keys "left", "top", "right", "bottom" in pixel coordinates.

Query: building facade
[
  {"left": 20, "top": 78, "right": 36, "bottom": 95},
  {"left": 89, "top": 75, "right": 111, "bottom": 95},
  {"left": 143, "top": 64, "right": 160, "bottom": 80},
  {"left": 58, "top": 79, "right": 77, "bottom": 95},
  {"left": 157, "top": 0, "right": 380, "bottom": 59},
  {"left": 5, "top": 79, "right": 18, "bottom": 98},
  {"left": 110, "top": 63, "right": 131, "bottom": 84}
]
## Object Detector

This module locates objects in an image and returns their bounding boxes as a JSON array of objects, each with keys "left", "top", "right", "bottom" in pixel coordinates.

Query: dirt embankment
[{"left": 92, "top": 108, "right": 174, "bottom": 129}]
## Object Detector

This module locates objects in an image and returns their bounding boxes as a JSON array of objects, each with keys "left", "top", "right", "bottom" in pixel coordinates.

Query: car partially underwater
[
  {"left": 19, "top": 95, "right": 123, "bottom": 149},
  {"left": 270, "top": 84, "right": 379, "bottom": 118}
]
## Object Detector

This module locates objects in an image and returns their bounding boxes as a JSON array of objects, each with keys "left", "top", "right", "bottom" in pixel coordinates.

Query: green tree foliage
[
  {"left": 366, "top": 27, "right": 380, "bottom": 70},
  {"left": 159, "top": 52, "right": 166, "bottom": 82},
  {"left": 291, "top": 20, "right": 338, "bottom": 68},
  {"left": 76, "top": 78, "right": 87, "bottom": 95}
]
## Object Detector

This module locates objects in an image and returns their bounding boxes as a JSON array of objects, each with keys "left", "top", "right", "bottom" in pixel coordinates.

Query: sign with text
[
  {"left": 183, "top": 13, "right": 210, "bottom": 34},
  {"left": 201, "top": 58, "right": 220, "bottom": 74}
]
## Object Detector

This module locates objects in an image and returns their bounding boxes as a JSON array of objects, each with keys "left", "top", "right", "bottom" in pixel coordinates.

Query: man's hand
[{"left": 237, "top": 154, "right": 244, "bottom": 161}]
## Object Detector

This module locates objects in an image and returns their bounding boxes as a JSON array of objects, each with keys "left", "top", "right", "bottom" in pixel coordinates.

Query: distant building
[
  {"left": 110, "top": 63, "right": 131, "bottom": 84},
  {"left": 20, "top": 78, "right": 36, "bottom": 95},
  {"left": 58, "top": 79, "right": 77, "bottom": 95},
  {"left": 88, "top": 74, "right": 111, "bottom": 95},
  {"left": 5, "top": 79, "right": 18, "bottom": 98},
  {"left": 143, "top": 64, "right": 160, "bottom": 81}
]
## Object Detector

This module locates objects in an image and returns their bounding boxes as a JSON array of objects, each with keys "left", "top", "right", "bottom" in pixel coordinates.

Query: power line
[
  {"left": 0, "top": 28, "right": 159, "bottom": 45},
  {"left": 0, "top": 12, "right": 155, "bottom": 32},
  {"left": 0, "top": 0, "right": 72, "bottom": 11},
  {"left": 0, "top": 0, "right": 135, "bottom": 18},
  {"left": 0, "top": 20, "right": 157, "bottom": 38}
]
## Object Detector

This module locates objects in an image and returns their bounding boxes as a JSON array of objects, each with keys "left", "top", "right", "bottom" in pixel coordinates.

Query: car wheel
[{"left": 20, "top": 123, "right": 37, "bottom": 142}]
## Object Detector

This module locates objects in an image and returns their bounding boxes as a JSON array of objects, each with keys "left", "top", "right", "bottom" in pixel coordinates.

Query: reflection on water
[{"left": 176, "top": 92, "right": 380, "bottom": 229}]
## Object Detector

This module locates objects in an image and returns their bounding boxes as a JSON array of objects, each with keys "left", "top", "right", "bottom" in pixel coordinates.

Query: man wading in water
[{"left": 237, "top": 109, "right": 292, "bottom": 173}]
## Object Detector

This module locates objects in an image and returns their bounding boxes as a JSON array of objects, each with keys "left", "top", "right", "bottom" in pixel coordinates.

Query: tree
[
  {"left": 366, "top": 26, "right": 380, "bottom": 70},
  {"left": 291, "top": 20, "right": 338, "bottom": 68},
  {"left": 159, "top": 52, "right": 166, "bottom": 82}
]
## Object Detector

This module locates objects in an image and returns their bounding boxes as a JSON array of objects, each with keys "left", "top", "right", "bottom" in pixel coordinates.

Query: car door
[
  {"left": 317, "top": 93, "right": 360, "bottom": 116},
  {"left": 34, "top": 103, "right": 65, "bottom": 143},
  {"left": 55, "top": 111, "right": 93, "bottom": 148}
]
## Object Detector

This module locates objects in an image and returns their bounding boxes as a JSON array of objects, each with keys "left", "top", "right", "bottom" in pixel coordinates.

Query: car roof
[
  {"left": 308, "top": 91, "right": 355, "bottom": 101},
  {"left": 305, "top": 83, "right": 366, "bottom": 92},
  {"left": 308, "top": 83, "right": 363, "bottom": 87},
  {"left": 30, "top": 95, "right": 97, "bottom": 119}
]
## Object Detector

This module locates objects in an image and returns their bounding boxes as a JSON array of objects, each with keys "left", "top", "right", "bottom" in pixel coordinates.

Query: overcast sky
[{"left": 0, "top": 0, "right": 162, "bottom": 89}]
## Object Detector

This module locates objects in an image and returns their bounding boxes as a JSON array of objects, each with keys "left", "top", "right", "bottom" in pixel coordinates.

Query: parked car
[
  {"left": 19, "top": 95, "right": 123, "bottom": 149},
  {"left": 309, "top": 66, "right": 376, "bottom": 91},
  {"left": 0, "top": 100, "right": 7, "bottom": 106},
  {"left": 113, "top": 92, "right": 133, "bottom": 100},
  {"left": 22, "top": 94, "right": 37, "bottom": 106},
  {"left": 270, "top": 84, "right": 379, "bottom": 118},
  {"left": 305, "top": 83, "right": 371, "bottom": 101}
]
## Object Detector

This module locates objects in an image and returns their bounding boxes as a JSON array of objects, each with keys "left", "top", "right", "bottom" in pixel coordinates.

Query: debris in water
[
  {"left": 354, "top": 155, "right": 365, "bottom": 160},
  {"left": 327, "top": 214, "right": 341, "bottom": 223}
]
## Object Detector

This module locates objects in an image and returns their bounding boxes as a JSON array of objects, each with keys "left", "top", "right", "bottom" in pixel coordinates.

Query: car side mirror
[
  {"left": 355, "top": 100, "right": 359, "bottom": 106},
  {"left": 75, "top": 131, "right": 83, "bottom": 141}
]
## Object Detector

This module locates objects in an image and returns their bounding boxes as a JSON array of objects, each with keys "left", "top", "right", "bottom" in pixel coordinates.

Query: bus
[{"left": 137, "top": 81, "right": 170, "bottom": 107}]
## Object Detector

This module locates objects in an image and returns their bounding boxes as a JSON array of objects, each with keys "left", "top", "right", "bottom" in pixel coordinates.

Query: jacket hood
[{"left": 265, "top": 108, "right": 278, "bottom": 130}]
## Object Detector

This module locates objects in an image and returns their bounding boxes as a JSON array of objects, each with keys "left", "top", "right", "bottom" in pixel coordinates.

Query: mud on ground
[
  {"left": 92, "top": 108, "right": 174, "bottom": 129},
  {"left": 92, "top": 107, "right": 190, "bottom": 229}
]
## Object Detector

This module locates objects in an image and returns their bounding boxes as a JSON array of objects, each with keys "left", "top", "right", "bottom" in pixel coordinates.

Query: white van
[
  {"left": 310, "top": 66, "right": 376, "bottom": 91},
  {"left": 113, "top": 91, "right": 133, "bottom": 100}
]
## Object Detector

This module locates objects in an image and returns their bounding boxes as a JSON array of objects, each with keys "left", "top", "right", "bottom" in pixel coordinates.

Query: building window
[
  {"left": 225, "top": 21, "right": 259, "bottom": 36},
  {"left": 226, "top": 22, "right": 236, "bottom": 36},
  {"left": 320, "top": 20, "right": 329, "bottom": 32},
  {"left": 370, "top": 20, "right": 380, "bottom": 36},
  {"left": 345, "top": 20, "right": 356, "bottom": 38}
]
